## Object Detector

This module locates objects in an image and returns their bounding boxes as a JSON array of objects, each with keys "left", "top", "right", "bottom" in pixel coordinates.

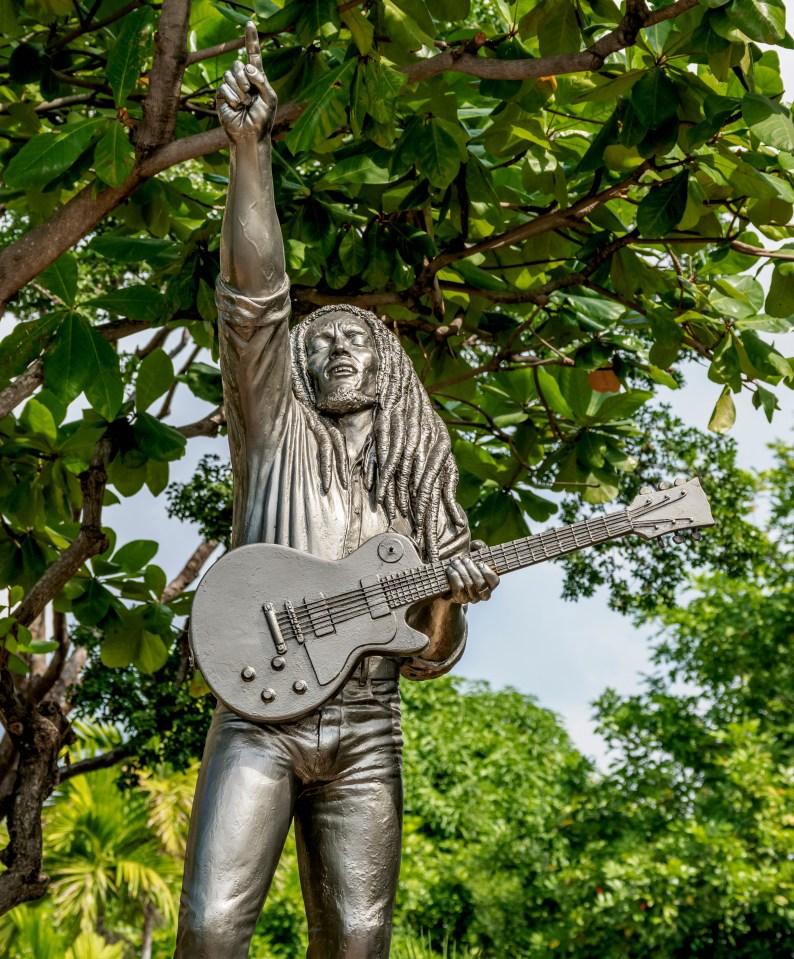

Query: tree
[{"left": 1, "top": 0, "right": 794, "bottom": 918}]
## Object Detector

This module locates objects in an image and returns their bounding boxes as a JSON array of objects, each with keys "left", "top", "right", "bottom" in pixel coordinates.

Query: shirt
[{"left": 216, "top": 275, "right": 468, "bottom": 680}]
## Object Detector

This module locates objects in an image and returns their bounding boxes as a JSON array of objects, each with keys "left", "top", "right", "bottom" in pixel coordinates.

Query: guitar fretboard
[{"left": 380, "top": 508, "right": 633, "bottom": 609}]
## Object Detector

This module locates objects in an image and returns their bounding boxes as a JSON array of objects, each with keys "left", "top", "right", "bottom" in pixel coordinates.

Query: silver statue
[{"left": 174, "top": 23, "right": 499, "bottom": 959}]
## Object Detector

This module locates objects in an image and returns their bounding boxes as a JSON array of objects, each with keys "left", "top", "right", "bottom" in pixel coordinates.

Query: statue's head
[
  {"left": 302, "top": 309, "right": 379, "bottom": 414},
  {"left": 290, "top": 304, "right": 466, "bottom": 559}
]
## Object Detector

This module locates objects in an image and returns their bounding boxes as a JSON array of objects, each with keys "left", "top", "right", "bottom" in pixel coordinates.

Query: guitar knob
[
  {"left": 261, "top": 688, "right": 276, "bottom": 703},
  {"left": 241, "top": 666, "right": 256, "bottom": 682},
  {"left": 639, "top": 486, "right": 653, "bottom": 495},
  {"left": 293, "top": 680, "right": 308, "bottom": 694},
  {"left": 271, "top": 657, "right": 286, "bottom": 671},
  {"left": 691, "top": 530, "right": 702, "bottom": 541},
  {"left": 658, "top": 482, "right": 670, "bottom": 490},
  {"left": 672, "top": 533, "right": 684, "bottom": 544},
  {"left": 674, "top": 476, "right": 686, "bottom": 486}
]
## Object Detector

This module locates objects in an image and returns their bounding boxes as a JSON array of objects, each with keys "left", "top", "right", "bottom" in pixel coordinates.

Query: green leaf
[
  {"left": 113, "top": 539, "right": 159, "bottom": 572},
  {"left": 294, "top": 0, "right": 340, "bottom": 45},
  {"left": 93, "top": 122, "right": 136, "bottom": 187},
  {"left": 180, "top": 362, "right": 224, "bottom": 405},
  {"left": 538, "top": 0, "right": 581, "bottom": 56},
  {"left": 88, "top": 236, "right": 180, "bottom": 267},
  {"left": 19, "top": 398, "right": 57, "bottom": 441},
  {"left": 106, "top": 6, "right": 155, "bottom": 106},
  {"left": 43, "top": 312, "right": 95, "bottom": 402},
  {"left": 136, "top": 348, "right": 174, "bottom": 412},
  {"left": 708, "top": 387, "right": 736, "bottom": 433},
  {"left": 338, "top": 229, "right": 368, "bottom": 274},
  {"left": 742, "top": 93, "right": 794, "bottom": 152},
  {"left": 629, "top": 68, "right": 680, "bottom": 128},
  {"left": 636, "top": 171, "right": 689, "bottom": 237},
  {"left": 415, "top": 117, "right": 462, "bottom": 189},
  {"left": 5, "top": 118, "right": 105, "bottom": 189},
  {"left": 39, "top": 253, "right": 78, "bottom": 307},
  {"left": 765, "top": 261, "right": 794, "bottom": 318},
  {"left": 133, "top": 412, "right": 187, "bottom": 462},
  {"left": 342, "top": 5, "right": 374, "bottom": 53},
  {"left": 725, "top": 0, "right": 785, "bottom": 42},
  {"left": 322, "top": 153, "right": 392, "bottom": 185},
  {"left": 284, "top": 60, "right": 356, "bottom": 154},
  {"left": 87, "top": 285, "right": 165, "bottom": 322},
  {"left": 72, "top": 578, "right": 113, "bottom": 626},
  {"left": 535, "top": 368, "right": 575, "bottom": 419},
  {"left": 447, "top": 260, "right": 508, "bottom": 292},
  {"left": 83, "top": 325, "right": 123, "bottom": 420},
  {"left": 136, "top": 631, "right": 169, "bottom": 673}
]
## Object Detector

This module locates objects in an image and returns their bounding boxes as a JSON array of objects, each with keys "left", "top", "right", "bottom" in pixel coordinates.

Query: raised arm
[{"left": 217, "top": 22, "right": 285, "bottom": 297}]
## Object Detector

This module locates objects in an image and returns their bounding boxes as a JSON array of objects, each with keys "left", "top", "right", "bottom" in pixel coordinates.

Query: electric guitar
[{"left": 189, "top": 477, "right": 714, "bottom": 723}]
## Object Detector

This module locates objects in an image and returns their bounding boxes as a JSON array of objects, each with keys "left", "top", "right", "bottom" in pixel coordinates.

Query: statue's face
[{"left": 305, "top": 312, "right": 379, "bottom": 414}]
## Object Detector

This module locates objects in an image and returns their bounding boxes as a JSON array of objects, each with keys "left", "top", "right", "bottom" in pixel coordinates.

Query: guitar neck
[{"left": 381, "top": 508, "right": 633, "bottom": 609}]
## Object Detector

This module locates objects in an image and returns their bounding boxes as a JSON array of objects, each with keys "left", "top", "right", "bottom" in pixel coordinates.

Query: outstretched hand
[{"left": 217, "top": 21, "right": 278, "bottom": 143}]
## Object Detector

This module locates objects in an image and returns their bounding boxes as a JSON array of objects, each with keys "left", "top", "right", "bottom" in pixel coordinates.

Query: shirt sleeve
[{"left": 217, "top": 274, "right": 293, "bottom": 452}]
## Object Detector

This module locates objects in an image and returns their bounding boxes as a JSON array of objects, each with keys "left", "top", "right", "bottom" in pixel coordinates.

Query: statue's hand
[
  {"left": 217, "top": 21, "right": 277, "bottom": 143},
  {"left": 444, "top": 548, "right": 500, "bottom": 605}
]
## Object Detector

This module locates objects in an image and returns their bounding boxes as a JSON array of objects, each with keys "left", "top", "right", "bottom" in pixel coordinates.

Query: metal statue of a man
[{"left": 174, "top": 23, "right": 499, "bottom": 959}]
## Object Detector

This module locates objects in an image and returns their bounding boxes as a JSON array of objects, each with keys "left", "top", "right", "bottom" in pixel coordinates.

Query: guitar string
[
  {"left": 275, "top": 511, "right": 641, "bottom": 630},
  {"left": 274, "top": 511, "right": 639, "bottom": 636}
]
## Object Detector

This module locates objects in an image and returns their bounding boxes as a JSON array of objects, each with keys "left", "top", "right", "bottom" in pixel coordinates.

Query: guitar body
[{"left": 189, "top": 533, "right": 430, "bottom": 723}]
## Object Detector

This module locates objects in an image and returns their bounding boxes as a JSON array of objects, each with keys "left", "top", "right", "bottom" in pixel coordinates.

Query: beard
[{"left": 315, "top": 386, "right": 376, "bottom": 415}]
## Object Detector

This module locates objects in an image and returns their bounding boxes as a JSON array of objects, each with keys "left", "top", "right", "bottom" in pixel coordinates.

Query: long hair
[{"left": 290, "top": 305, "right": 466, "bottom": 560}]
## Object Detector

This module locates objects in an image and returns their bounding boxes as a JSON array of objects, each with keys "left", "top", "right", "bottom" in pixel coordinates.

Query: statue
[{"left": 174, "top": 23, "right": 500, "bottom": 959}]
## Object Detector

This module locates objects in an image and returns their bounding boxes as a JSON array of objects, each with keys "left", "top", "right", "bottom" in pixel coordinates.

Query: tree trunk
[{"left": 141, "top": 901, "right": 155, "bottom": 959}]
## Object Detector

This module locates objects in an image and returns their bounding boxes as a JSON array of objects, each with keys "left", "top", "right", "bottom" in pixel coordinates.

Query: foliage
[{"left": 2, "top": 0, "right": 794, "bottom": 923}]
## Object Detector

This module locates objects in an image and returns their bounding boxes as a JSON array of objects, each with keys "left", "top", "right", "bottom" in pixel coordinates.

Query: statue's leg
[
  {"left": 295, "top": 679, "right": 403, "bottom": 959},
  {"left": 174, "top": 706, "right": 299, "bottom": 959}
]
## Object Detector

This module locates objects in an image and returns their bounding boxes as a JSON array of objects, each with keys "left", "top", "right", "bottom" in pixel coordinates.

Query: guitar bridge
[
  {"left": 263, "top": 603, "right": 287, "bottom": 655},
  {"left": 285, "top": 601, "right": 304, "bottom": 643}
]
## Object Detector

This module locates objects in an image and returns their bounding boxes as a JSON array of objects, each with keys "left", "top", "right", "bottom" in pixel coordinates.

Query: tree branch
[
  {"left": 161, "top": 540, "right": 219, "bottom": 604},
  {"left": 58, "top": 744, "right": 131, "bottom": 783},
  {"left": 175, "top": 406, "right": 226, "bottom": 438}
]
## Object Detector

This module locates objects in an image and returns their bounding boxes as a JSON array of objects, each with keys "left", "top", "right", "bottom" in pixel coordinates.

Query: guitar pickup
[
  {"left": 360, "top": 576, "right": 390, "bottom": 619},
  {"left": 305, "top": 593, "right": 336, "bottom": 637}
]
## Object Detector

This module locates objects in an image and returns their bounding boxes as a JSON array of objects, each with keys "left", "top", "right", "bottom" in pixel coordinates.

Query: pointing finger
[{"left": 245, "top": 20, "right": 263, "bottom": 72}]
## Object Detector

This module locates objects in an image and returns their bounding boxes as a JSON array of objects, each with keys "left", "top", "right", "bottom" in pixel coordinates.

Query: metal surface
[{"left": 175, "top": 21, "right": 499, "bottom": 959}]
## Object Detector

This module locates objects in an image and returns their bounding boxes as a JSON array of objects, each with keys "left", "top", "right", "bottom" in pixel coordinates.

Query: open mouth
[{"left": 327, "top": 362, "right": 358, "bottom": 377}]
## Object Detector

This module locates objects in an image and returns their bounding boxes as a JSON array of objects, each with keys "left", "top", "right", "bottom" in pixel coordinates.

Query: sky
[{"left": 101, "top": 49, "right": 794, "bottom": 768}]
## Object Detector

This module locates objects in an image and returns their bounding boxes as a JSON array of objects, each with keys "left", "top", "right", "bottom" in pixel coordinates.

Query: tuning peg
[
  {"left": 640, "top": 486, "right": 653, "bottom": 495},
  {"left": 691, "top": 530, "right": 702, "bottom": 541},
  {"left": 658, "top": 482, "right": 670, "bottom": 490},
  {"left": 674, "top": 476, "right": 686, "bottom": 486},
  {"left": 672, "top": 533, "right": 685, "bottom": 544}
]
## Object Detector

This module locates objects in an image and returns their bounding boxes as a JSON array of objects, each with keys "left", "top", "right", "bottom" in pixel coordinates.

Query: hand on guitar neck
[{"left": 444, "top": 544, "right": 500, "bottom": 605}]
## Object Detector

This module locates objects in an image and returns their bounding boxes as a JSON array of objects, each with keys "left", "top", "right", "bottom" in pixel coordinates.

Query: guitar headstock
[{"left": 628, "top": 477, "right": 715, "bottom": 542}]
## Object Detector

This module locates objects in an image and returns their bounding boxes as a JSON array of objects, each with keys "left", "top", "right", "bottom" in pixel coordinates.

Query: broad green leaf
[
  {"left": 538, "top": 0, "right": 581, "bottom": 56},
  {"left": 88, "top": 236, "right": 180, "bottom": 267},
  {"left": 338, "top": 229, "right": 368, "bottom": 275},
  {"left": 630, "top": 69, "right": 680, "bottom": 128},
  {"left": 39, "top": 253, "right": 78, "bottom": 307},
  {"left": 4, "top": 118, "right": 105, "bottom": 188},
  {"left": 726, "top": 0, "right": 785, "bottom": 42},
  {"left": 93, "top": 122, "right": 136, "bottom": 187},
  {"left": 636, "top": 171, "right": 689, "bottom": 237},
  {"left": 321, "top": 153, "right": 392, "bottom": 184},
  {"left": 88, "top": 285, "right": 165, "bottom": 322},
  {"left": 342, "top": 6, "right": 374, "bottom": 53},
  {"left": 535, "top": 367, "right": 575, "bottom": 419},
  {"left": 113, "top": 539, "right": 159, "bottom": 572},
  {"left": 133, "top": 412, "right": 187, "bottom": 462},
  {"left": 294, "top": 0, "right": 340, "bottom": 46},
  {"left": 43, "top": 312, "right": 95, "bottom": 402},
  {"left": 708, "top": 387, "right": 736, "bottom": 432},
  {"left": 765, "top": 261, "right": 794, "bottom": 318},
  {"left": 136, "top": 630, "right": 169, "bottom": 673},
  {"left": 284, "top": 60, "right": 356, "bottom": 154},
  {"left": 446, "top": 260, "right": 508, "bottom": 292},
  {"left": 72, "top": 579, "right": 113, "bottom": 626},
  {"left": 381, "top": 0, "right": 435, "bottom": 49},
  {"left": 742, "top": 93, "right": 794, "bottom": 151},
  {"left": 19, "top": 397, "right": 57, "bottom": 441},
  {"left": 415, "top": 117, "right": 462, "bottom": 188},
  {"left": 84, "top": 328, "right": 123, "bottom": 421},
  {"left": 136, "top": 348, "right": 174, "bottom": 412},
  {"left": 106, "top": 6, "right": 155, "bottom": 106},
  {"left": 740, "top": 330, "right": 793, "bottom": 379},
  {"left": 180, "top": 362, "right": 224, "bottom": 405}
]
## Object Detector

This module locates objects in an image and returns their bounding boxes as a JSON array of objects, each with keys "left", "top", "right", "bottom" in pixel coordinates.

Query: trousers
[{"left": 174, "top": 676, "right": 404, "bottom": 959}]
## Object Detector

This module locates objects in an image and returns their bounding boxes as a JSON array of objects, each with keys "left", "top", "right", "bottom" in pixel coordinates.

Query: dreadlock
[{"left": 290, "top": 305, "right": 466, "bottom": 560}]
